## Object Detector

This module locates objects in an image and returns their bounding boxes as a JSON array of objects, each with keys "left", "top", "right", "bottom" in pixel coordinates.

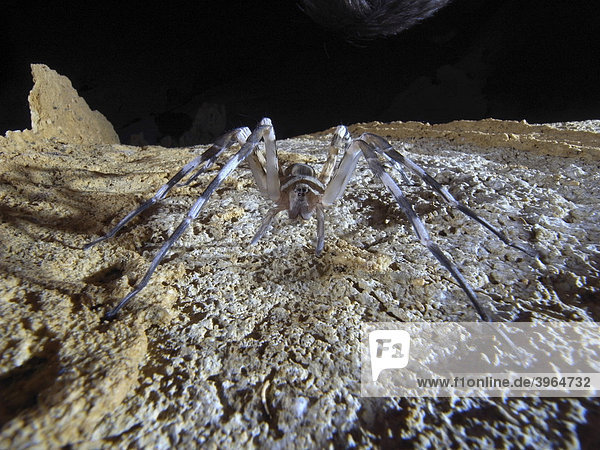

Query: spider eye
[{"left": 295, "top": 184, "right": 309, "bottom": 196}]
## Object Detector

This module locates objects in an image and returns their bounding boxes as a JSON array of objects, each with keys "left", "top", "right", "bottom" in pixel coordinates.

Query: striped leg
[
  {"left": 83, "top": 127, "right": 250, "bottom": 250},
  {"left": 357, "top": 138, "right": 491, "bottom": 321},
  {"left": 360, "top": 133, "right": 535, "bottom": 257},
  {"left": 319, "top": 125, "right": 351, "bottom": 185},
  {"left": 102, "top": 119, "right": 273, "bottom": 319}
]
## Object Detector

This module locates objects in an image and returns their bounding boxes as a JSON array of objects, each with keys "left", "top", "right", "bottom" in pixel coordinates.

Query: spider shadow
[
  {"left": 0, "top": 164, "right": 121, "bottom": 238},
  {"left": 353, "top": 189, "right": 449, "bottom": 232},
  {"left": 0, "top": 163, "right": 145, "bottom": 305}
]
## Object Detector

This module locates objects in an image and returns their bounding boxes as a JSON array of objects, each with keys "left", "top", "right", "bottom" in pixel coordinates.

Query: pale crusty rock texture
[
  {"left": 1, "top": 73, "right": 600, "bottom": 447},
  {"left": 3, "top": 64, "right": 119, "bottom": 145}
]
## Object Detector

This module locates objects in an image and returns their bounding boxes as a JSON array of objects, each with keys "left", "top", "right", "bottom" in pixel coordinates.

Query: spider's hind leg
[{"left": 357, "top": 138, "right": 492, "bottom": 321}]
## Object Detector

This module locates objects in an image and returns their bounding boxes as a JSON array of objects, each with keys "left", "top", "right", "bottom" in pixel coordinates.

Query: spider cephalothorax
[{"left": 85, "top": 118, "right": 534, "bottom": 320}]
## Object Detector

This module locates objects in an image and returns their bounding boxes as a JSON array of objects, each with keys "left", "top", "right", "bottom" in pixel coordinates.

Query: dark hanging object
[{"left": 298, "top": 0, "right": 452, "bottom": 40}]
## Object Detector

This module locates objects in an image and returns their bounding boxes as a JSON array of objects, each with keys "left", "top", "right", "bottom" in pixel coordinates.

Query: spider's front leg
[
  {"left": 358, "top": 133, "right": 536, "bottom": 321},
  {"left": 86, "top": 119, "right": 274, "bottom": 319},
  {"left": 320, "top": 129, "right": 498, "bottom": 321},
  {"left": 83, "top": 127, "right": 250, "bottom": 250}
]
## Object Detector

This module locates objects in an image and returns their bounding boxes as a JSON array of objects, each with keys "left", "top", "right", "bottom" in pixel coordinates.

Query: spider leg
[
  {"left": 246, "top": 150, "right": 268, "bottom": 195},
  {"left": 250, "top": 205, "right": 285, "bottom": 246},
  {"left": 390, "top": 161, "right": 413, "bottom": 186},
  {"left": 263, "top": 121, "right": 280, "bottom": 201},
  {"left": 320, "top": 127, "right": 413, "bottom": 205},
  {"left": 319, "top": 125, "right": 351, "bottom": 185},
  {"left": 103, "top": 119, "right": 274, "bottom": 319},
  {"left": 83, "top": 127, "right": 250, "bottom": 249},
  {"left": 321, "top": 134, "right": 363, "bottom": 206},
  {"left": 361, "top": 133, "right": 536, "bottom": 257},
  {"left": 315, "top": 204, "right": 325, "bottom": 254},
  {"left": 242, "top": 118, "right": 281, "bottom": 200},
  {"left": 358, "top": 139, "right": 491, "bottom": 321},
  {"left": 177, "top": 128, "right": 250, "bottom": 187}
]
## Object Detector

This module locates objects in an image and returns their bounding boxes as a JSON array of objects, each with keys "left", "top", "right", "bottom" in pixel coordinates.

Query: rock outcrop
[{"left": 3, "top": 64, "right": 119, "bottom": 145}]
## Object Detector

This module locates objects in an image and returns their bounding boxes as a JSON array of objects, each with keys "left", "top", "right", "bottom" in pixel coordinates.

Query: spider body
[
  {"left": 254, "top": 162, "right": 326, "bottom": 252},
  {"left": 85, "top": 118, "right": 534, "bottom": 321},
  {"left": 281, "top": 164, "right": 321, "bottom": 219}
]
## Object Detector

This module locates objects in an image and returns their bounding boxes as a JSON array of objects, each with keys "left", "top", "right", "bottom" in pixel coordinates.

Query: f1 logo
[{"left": 369, "top": 329, "right": 411, "bottom": 381}]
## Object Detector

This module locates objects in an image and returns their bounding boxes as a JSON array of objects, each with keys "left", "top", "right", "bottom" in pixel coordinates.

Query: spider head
[
  {"left": 282, "top": 163, "right": 322, "bottom": 220},
  {"left": 289, "top": 182, "right": 314, "bottom": 220}
]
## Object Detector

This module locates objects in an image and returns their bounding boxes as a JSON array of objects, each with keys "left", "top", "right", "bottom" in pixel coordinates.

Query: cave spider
[{"left": 85, "top": 118, "right": 534, "bottom": 320}]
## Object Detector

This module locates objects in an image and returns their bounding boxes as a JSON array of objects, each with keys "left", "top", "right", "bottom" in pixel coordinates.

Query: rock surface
[{"left": 1, "top": 71, "right": 599, "bottom": 447}]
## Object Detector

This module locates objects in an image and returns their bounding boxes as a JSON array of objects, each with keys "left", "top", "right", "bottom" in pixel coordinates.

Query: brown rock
[{"left": 3, "top": 64, "right": 119, "bottom": 145}]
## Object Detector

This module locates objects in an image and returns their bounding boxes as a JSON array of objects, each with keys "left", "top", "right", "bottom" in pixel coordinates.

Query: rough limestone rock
[
  {"left": 3, "top": 64, "right": 119, "bottom": 145},
  {"left": 1, "top": 73, "right": 599, "bottom": 447}
]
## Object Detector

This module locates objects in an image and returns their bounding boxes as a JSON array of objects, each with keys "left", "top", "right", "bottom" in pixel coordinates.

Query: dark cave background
[{"left": 1, "top": 0, "right": 598, "bottom": 145}]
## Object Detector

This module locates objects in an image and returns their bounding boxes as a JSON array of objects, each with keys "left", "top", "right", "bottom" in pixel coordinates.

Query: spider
[{"left": 84, "top": 118, "right": 534, "bottom": 321}]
